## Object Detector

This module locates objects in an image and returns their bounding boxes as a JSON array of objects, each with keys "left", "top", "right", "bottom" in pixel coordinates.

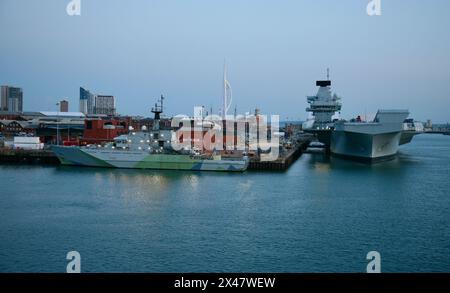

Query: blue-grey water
[{"left": 1, "top": 134, "right": 449, "bottom": 272}]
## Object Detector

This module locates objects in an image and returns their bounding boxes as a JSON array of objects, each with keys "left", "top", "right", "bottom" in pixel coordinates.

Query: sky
[{"left": 1, "top": 0, "right": 450, "bottom": 122}]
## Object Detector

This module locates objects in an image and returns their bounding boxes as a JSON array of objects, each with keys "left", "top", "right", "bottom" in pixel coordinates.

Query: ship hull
[
  {"left": 399, "top": 131, "right": 420, "bottom": 145},
  {"left": 52, "top": 146, "right": 248, "bottom": 172},
  {"left": 329, "top": 110, "right": 409, "bottom": 163},
  {"left": 331, "top": 131, "right": 402, "bottom": 162}
]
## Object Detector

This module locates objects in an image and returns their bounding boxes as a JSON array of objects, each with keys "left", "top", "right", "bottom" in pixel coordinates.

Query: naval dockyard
[
  {"left": 0, "top": 73, "right": 447, "bottom": 170},
  {"left": 0, "top": 125, "right": 314, "bottom": 171}
]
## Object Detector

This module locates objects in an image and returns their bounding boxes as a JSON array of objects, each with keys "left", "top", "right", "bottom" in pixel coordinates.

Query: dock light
[
  {"left": 154, "top": 140, "right": 158, "bottom": 143},
  {"left": 160, "top": 146, "right": 163, "bottom": 150},
  {"left": 97, "top": 145, "right": 101, "bottom": 148},
  {"left": 111, "top": 146, "right": 115, "bottom": 149},
  {"left": 166, "top": 140, "right": 170, "bottom": 143},
  {"left": 132, "top": 132, "right": 136, "bottom": 135},
  {"left": 140, "top": 140, "right": 144, "bottom": 143},
  {"left": 146, "top": 140, "right": 150, "bottom": 143},
  {"left": 123, "top": 147, "right": 126, "bottom": 149},
  {"left": 128, "top": 140, "right": 132, "bottom": 143},
  {"left": 148, "top": 147, "right": 151, "bottom": 150},
  {"left": 138, "top": 147, "right": 142, "bottom": 150},
  {"left": 161, "top": 134, "right": 164, "bottom": 137},
  {"left": 150, "top": 133, "right": 153, "bottom": 137}
]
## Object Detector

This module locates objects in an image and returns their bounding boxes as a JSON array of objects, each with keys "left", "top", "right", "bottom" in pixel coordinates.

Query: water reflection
[
  {"left": 305, "top": 151, "right": 422, "bottom": 177},
  {"left": 184, "top": 174, "right": 199, "bottom": 190},
  {"left": 52, "top": 165, "right": 243, "bottom": 204}
]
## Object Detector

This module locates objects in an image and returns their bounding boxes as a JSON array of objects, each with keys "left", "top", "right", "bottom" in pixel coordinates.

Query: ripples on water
[{"left": 0, "top": 134, "right": 449, "bottom": 272}]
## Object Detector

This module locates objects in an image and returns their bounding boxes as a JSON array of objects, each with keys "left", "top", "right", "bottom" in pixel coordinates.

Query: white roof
[{"left": 39, "top": 111, "right": 86, "bottom": 117}]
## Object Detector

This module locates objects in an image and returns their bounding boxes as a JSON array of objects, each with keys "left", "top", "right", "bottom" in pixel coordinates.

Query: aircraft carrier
[{"left": 303, "top": 75, "right": 415, "bottom": 162}]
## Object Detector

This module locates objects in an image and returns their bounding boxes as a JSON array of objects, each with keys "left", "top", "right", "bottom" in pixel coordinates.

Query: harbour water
[{"left": 0, "top": 134, "right": 449, "bottom": 272}]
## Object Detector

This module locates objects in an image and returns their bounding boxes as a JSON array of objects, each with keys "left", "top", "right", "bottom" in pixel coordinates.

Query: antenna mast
[{"left": 151, "top": 95, "right": 164, "bottom": 121}]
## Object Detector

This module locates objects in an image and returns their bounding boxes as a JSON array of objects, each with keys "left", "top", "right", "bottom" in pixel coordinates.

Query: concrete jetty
[{"left": 248, "top": 133, "right": 313, "bottom": 171}]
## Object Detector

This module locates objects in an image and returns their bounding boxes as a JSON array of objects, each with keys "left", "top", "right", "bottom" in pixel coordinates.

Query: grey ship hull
[
  {"left": 51, "top": 146, "right": 249, "bottom": 172},
  {"left": 399, "top": 130, "right": 420, "bottom": 145},
  {"left": 331, "top": 131, "right": 402, "bottom": 162},
  {"left": 330, "top": 110, "right": 409, "bottom": 162}
]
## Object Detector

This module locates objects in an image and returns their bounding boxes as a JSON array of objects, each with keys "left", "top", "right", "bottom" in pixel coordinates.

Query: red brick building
[{"left": 81, "top": 118, "right": 131, "bottom": 144}]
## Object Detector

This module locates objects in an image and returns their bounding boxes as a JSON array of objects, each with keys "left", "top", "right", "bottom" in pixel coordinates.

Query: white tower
[{"left": 222, "top": 62, "right": 232, "bottom": 119}]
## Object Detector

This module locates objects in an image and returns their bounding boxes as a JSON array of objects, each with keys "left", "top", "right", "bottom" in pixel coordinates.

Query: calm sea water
[{"left": 0, "top": 134, "right": 449, "bottom": 272}]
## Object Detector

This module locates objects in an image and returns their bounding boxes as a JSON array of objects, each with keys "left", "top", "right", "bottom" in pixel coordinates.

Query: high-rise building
[
  {"left": 79, "top": 87, "right": 95, "bottom": 114},
  {"left": 60, "top": 100, "right": 69, "bottom": 112},
  {"left": 80, "top": 87, "right": 117, "bottom": 116},
  {"left": 94, "top": 95, "right": 116, "bottom": 116},
  {"left": 1, "top": 86, "right": 23, "bottom": 113},
  {"left": 0, "top": 86, "right": 8, "bottom": 111}
]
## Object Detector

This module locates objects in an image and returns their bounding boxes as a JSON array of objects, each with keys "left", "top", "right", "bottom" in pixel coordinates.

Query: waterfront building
[
  {"left": 27, "top": 111, "right": 85, "bottom": 144},
  {"left": 82, "top": 117, "right": 130, "bottom": 144},
  {"left": 0, "top": 120, "right": 35, "bottom": 136}
]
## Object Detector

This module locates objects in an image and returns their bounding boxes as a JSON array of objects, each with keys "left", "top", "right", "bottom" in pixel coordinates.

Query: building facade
[
  {"left": 80, "top": 87, "right": 116, "bottom": 116},
  {"left": 1, "top": 86, "right": 23, "bottom": 113},
  {"left": 79, "top": 87, "right": 95, "bottom": 114},
  {"left": 0, "top": 120, "right": 36, "bottom": 137},
  {"left": 1, "top": 86, "right": 8, "bottom": 111},
  {"left": 82, "top": 117, "right": 130, "bottom": 144},
  {"left": 60, "top": 100, "right": 69, "bottom": 112},
  {"left": 94, "top": 95, "right": 116, "bottom": 116}
]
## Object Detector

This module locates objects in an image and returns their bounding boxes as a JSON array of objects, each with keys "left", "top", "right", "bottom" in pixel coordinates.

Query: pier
[
  {"left": 0, "top": 148, "right": 59, "bottom": 164},
  {"left": 248, "top": 133, "right": 313, "bottom": 171},
  {"left": 425, "top": 131, "right": 450, "bottom": 135}
]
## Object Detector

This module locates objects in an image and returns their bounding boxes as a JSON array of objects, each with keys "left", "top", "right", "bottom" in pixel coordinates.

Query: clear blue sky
[{"left": 1, "top": 0, "right": 449, "bottom": 122}]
